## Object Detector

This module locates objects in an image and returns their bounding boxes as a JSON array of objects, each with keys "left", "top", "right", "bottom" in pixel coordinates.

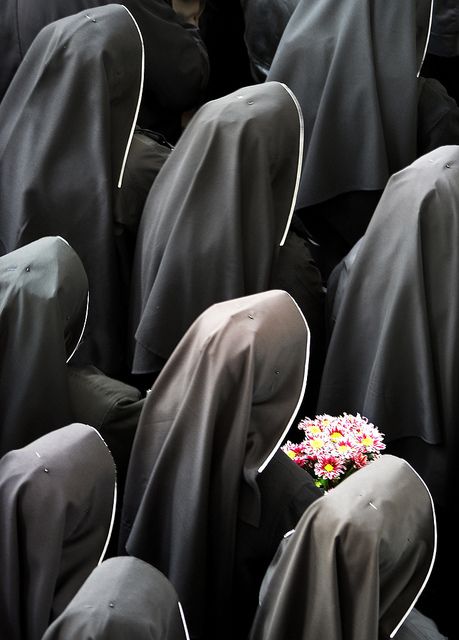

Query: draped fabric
[
  {"left": 0, "top": 0, "right": 209, "bottom": 140},
  {"left": 0, "top": 237, "right": 88, "bottom": 456},
  {"left": 267, "top": 0, "right": 433, "bottom": 209},
  {"left": 317, "top": 145, "right": 459, "bottom": 507},
  {"left": 42, "top": 557, "right": 189, "bottom": 640},
  {"left": 121, "top": 290, "right": 310, "bottom": 639},
  {"left": 249, "top": 455, "right": 436, "bottom": 640},
  {"left": 0, "top": 424, "right": 116, "bottom": 640},
  {"left": 130, "top": 80, "right": 303, "bottom": 374},
  {"left": 0, "top": 5, "right": 144, "bottom": 377}
]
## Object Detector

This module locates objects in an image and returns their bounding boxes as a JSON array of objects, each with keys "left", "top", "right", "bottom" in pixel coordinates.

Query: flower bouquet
[{"left": 282, "top": 413, "right": 386, "bottom": 491}]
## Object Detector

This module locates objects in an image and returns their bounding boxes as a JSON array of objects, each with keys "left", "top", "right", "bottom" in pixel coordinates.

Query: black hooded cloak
[
  {"left": 0, "top": 237, "right": 88, "bottom": 456},
  {"left": 317, "top": 145, "right": 459, "bottom": 507},
  {"left": 120, "top": 290, "right": 312, "bottom": 639},
  {"left": 316, "top": 145, "right": 459, "bottom": 636},
  {"left": 267, "top": 0, "right": 459, "bottom": 277},
  {"left": 0, "top": 0, "right": 209, "bottom": 142},
  {"left": 0, "top": 5, "right": 146, "bottom": 377},
  {"left": 129, "top": 80, "right": 304, "bottom": 375},
  {"left": 41, "top": 556, "right": 190, "bottom": 639},
  {"left": 0, "top": 424, "right": 117, "bottom": 640},
  {"left": 0, "top": 237, "right": 144, "bottom": 555},
  {"left": 267, "top": 0, "right": 433, "bottom": 209}
]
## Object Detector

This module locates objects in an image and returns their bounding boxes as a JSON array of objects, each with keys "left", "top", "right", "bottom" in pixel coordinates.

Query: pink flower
[
  {"left": 284, "top": 413, "right": 386, "bottom": 491},
  {"left": 314, "top": 454, "right": 345, "bottom": 480}
]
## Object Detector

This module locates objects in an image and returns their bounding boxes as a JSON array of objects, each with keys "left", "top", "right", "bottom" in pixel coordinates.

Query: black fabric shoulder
[{"left": 417, "top": 76, "right": 459, "bottom": 154}]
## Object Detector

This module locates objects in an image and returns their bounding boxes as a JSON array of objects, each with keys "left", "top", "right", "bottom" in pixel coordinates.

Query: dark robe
[
  {"left": 0, "top": 0, "right": 209, "bottom": 142},
  {"left": 316, "top": 145, "right": 459, "bottom": 637},
  {"left": 233, "top": 450, "right": 323, "bottom": 638},
  {"left": 0, "top": 237, "right": 89, "bottom": 457},
  {"left": 129, "top": 80, "right": 304, "bottom": 375},
  {"left": 248, "top": 455, "right": 436, "bottom": 640},
  {"left": 120, "top": 290, "right": 312, "bottom": 640},
  {"left": 0, "top": 237, "right": 144, "bottom": 551},
  {"left": 0, "top": 424, "right": 117, "bottom": 640},
  {"left": 41, "top": 556, "right": 190, "bottom": 639},
  {"left": 240, "top": 0, "right": 300, "bottom": 82},
  {"left": 266, "top": 0, "right": 459, "bottom": 278},
  {"left": 317, "top": 145, "right": 459, "bottom": 507},
  {"left": 0, "top": 5, "right": 147, "bottom": 378}
]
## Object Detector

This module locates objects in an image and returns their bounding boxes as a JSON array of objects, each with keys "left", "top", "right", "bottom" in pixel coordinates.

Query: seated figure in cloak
[
  {"left": 246, "top": 0, "right": 459, "bottom": 281},
  {"left": 0, "top": 5, "right": 178, "bottom": 381},
  {"left": 0, "top": 0, "right": 209, "bottom": 144},
  {"left": 119, "top": 289, "right": 323, "bottom": 640},
  {"left": 0, "top": 423, "right": 117, "bottom": 640},
  {"left": 0, "top": 236, "right": 144, "bottom": 555},
  {"left": 317, "top": 145, "right": 459, "bottom": 638},
  {"left": 41, "top": 556, "right": 191, "bottom": 640},
  {"left": 248, "top": 455, "right": 437, "bottom": 640},
  {"left": 128, "top": 79, "right": 326, "bottom": 416}
]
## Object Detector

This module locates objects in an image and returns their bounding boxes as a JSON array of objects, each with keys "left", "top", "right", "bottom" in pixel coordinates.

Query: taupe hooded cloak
[
  {"left": 121, "top": 290, "right": 311, "bottom": 639},
  {"left": 249, "top": 455, "right": 436, "bottom": 640}
]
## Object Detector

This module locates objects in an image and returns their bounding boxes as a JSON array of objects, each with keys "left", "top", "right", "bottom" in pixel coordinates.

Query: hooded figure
[
  {"left": 266, "top": 0, "right": 459, "bottom": 278},
  {"left": 120, "top": 289, "right": 318, "bottom": 639},
  {"left": 317, "top": 145, "right": 459, "bottom": 508},
  {"left": 0, "top": 4, "right": 146, "bottom": 377},
  {"left": 0, "top": 423, "right": 117, "bottom": 640},
  {"left": 248, "top": 455, "right": 437, "bottom": 640},
  {"left": 0, "top": 237, "right": 143, "bottom": 552},
  {"left": 129, "top": 80, "right": 304, "bottom": 376},
  {"left": 0, "top": 236, "right": 89, "bottom": 456},
  {"left": 0, "top": 0, "right": 209, "bottom": 142},
  {"left": 41, "top": 556, "right": 190, "bottom": 639},
  {"left": 316, "top": 145, "right": 459, "bottom": 637}
]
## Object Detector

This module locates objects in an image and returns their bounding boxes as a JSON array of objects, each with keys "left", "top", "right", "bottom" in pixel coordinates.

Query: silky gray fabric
[
  {"left": 317, "top": 145, "right": 459, "bottom": 506},
  {"left": 129, "top": 80, "right": 303, "bottom": 374},
  {"left": 0, "top": 5, "right": 144, "bottom": 377},
  {"left": 41, "top": 556, "right": 189, "bottom": 639},
  {"left": 0, "top": 0, "right": 209, "bottom": 141},
  {"left": 249, "top": 455, "right": 436, "bottom": 640},
  {"left": 121, "top": 290, "right": 310, "bottom": 639},
  {"left": 0, "top": 237, "right": 88, "bottom": 456},
  {"left": 267, "top": 0, "right": 433, "bottom": 209},
  {"left": 0, "top": 424, "right": 116, "bottom": 640}
]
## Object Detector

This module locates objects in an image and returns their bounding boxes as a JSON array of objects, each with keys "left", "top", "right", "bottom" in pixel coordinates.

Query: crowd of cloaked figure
[{"left": 0, "top": 0, "right": 457, "bottom": 638}]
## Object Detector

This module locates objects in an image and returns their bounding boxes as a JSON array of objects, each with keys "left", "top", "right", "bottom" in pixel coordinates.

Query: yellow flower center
[
  {"left": 337, "top": 443, "right": 350, "bottom": 453},
  {"left": 330, "top": 431, "right": 343, "bottom": 441},
  {"left": 361, "top": 436, "right": 374, "bottom": 447},
  {"left": 286, "top": 450, "right": 296, "bottom": 460},
  {"left": 324, "top": 463, "right": 334, "bottom": 472},
  {"left": 311, "top": 438, "right": 324, "bottom": 450}
]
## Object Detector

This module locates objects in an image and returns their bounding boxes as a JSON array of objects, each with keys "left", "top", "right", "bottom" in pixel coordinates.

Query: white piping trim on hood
[
  {"left": 117, "top": 5, "right": 145, "bottom": 188},
  {"left": 257, "top": 292, "right": 311, "bottom": 473},
  {"left": 91, "top": 426, "right": 118, "bottom": 565},
  {"left": 56, "top": 236, "right": 89, "bottom": 364},
  {"left": 417, "top": 0, "right": 434, "bottom": 77},
  {"left": 389, "top": 460, "right": 437, "bottom": 637},
  {"left": 278, "top": 82, "right": 304, "bottom": 247},
  {"left": 178, "top": 602, "right": 191, "bottom": 640}
]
